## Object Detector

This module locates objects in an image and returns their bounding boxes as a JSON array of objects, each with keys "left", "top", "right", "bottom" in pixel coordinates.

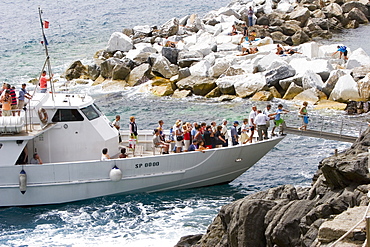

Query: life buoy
[{"left": 38, "top": 108, "right": 48, "bottom": 124}]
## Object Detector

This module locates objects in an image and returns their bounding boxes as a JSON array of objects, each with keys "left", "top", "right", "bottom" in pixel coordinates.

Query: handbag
[{"left": 176, "top": 136, "right": 183, "bottom": 141}]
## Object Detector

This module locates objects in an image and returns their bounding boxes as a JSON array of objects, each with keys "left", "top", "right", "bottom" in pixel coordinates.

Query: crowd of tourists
[
  {"left": 108, "top": 103, "right": 307, "bottom": 156},
  {"left": 0, "top": 83, "right": 32, "bottom": 117}
]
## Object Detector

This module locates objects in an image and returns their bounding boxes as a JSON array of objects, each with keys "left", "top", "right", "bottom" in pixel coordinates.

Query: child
[{"left": 271, "top": 104, "right": 289, "bottom": 136}]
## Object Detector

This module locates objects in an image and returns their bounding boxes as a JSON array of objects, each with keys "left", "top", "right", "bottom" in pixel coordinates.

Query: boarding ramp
[{"left": 282, "top": 113, "right": 368, "bottom": 143}]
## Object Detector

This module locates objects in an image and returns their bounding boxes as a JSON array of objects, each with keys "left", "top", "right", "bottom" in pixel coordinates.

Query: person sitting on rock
[
  {"left": 229, "top": 25, "right": 238, "bottom": 36},
  {"left": 248, "top": 30, "right": 257, "bottom": 44},
  {"left": 276, "top": 44, "right": 284, "bottom": 55}
]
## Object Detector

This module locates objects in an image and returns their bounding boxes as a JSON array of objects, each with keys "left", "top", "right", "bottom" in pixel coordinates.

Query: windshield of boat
[
  {"left": 81, "top": 105, "right": 100, "bottom": 120},
  {"left": 51, "top": 109, "right": 84, "bottom": 122}
]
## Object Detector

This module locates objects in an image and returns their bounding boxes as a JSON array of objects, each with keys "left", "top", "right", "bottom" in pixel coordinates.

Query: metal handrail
[{"left": 282, "top": 112, "right": 368, "bottom": 138}]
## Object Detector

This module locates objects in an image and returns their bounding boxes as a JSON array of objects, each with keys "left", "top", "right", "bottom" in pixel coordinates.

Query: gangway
[
  {"left": 280, "top": 113, "right": 368, "bottom": 143},
  {"left": 284, "top": 126, "right": 358, "bottom": 143}
]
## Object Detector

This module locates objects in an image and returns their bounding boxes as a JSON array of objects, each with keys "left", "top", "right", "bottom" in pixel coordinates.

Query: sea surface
[{"left": 0, "top": 0, "right": 369, "bottom": 246}]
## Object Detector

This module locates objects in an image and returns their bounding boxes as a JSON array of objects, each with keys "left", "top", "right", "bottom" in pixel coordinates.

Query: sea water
[{"left": 0, "top": 0, "right": 369, "bottom": 246}]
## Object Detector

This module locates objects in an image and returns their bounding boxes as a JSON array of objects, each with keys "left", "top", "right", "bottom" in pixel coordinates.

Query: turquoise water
[{"left": 0, "top": 0, "right": 368, "bottom": 246}]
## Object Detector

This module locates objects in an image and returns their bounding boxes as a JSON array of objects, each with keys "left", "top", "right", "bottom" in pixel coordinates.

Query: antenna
[{"left": 38, "top": 7, "right": 55, "bottom": 101}]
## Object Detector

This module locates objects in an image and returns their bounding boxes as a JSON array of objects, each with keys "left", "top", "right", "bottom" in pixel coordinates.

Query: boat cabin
[{"left": 0, "top": 93, "right": 119, "bottom": 166}]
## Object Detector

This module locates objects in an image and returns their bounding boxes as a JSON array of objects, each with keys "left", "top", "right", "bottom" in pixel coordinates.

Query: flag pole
[{"left": 38, "top": 7, "right": 55, "bottom": 101}]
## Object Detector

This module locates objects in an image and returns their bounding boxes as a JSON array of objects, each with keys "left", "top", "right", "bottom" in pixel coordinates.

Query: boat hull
[{"left": 0, "top": 137, "right": 283, "bottom": 207}]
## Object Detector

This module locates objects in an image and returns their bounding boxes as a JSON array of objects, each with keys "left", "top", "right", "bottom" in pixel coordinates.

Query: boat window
[
  {"left": 81, "top": 105, "right": 100, "bottom": 120},
  {"left": 51, "top": 109, "right": 84, "bottom": 122}
]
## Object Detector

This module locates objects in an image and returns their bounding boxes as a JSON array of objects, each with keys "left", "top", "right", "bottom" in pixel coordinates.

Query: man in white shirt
[
  {"left": 247, "top": 106, "right": 257, "bottom": 143},
  {"left": 262, "top": 104, "right": 274, "bottom": 131},
  {"left": 254, "top": 110, "right": 270, "bottom": 141}
]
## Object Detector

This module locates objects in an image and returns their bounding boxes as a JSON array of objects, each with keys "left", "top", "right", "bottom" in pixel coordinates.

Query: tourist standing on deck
[
  {"left": 18, "top": 83, "right": 32, "bottom": 116},
  {"left": 39, "top": 71, "right": 52, "bottom": 93},
  {"left": 240, "top": 119, "right": 249, "bottom": 144},
  {"left": 248, "top": 6, "right": 254, "bottom": 26},
  {"left": 298, "top": 101, "right": 309, "bottom": 131},
  {"left": 231, "top": 121, "right": 239, "bottom": 146},
  {"left": 255, "top": 110, "right": 270, "bottom": 141},
  {"left": 174, "top": 120, "right": 183, "bottom": 153},
  {"left": 221, "top": 119, "right": 229, "bottom": 147},
  {"left": 8, "top": 85, "right": 17, "bottom": 116},
  {"left": 247, "top": 105, "right": 257, "bottom": 143},
  {"left": 263, "top": 104, "right": 274, "bottom": 132},
  {"left": 129, "top": 116, "right": 138, "bottom": 144},
  {"left": 0, "top": 90, "right": 12, "bottom": 116},
  {"left": 112, "top": 115, "right": 122, "bottom": 143}
]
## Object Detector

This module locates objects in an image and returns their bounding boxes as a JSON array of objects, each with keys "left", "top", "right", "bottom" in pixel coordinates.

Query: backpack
[{"left": 237, "top": 127, "right": 241, "bottom": 135}]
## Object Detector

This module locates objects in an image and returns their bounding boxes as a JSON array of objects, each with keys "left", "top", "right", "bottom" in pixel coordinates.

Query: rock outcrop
[
  {"left": 63, "top": 0, "right": 370, "bottom": 107},
  {"left": 175, "top": 127, "right": 370, "bottom": 247}
]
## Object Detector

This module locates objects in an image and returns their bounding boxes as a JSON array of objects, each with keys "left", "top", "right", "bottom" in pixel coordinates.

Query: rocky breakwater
[
  {"left": 175, "top": 127, "right": 370, "bottom": 247},
  {"left": 64, "top": 0, "right": 370, "bottom": 108}
]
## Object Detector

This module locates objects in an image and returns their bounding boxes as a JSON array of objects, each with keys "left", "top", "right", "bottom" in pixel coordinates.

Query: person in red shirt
[{"left": 39, "top": 71, "right": 52, "bottom": 93}]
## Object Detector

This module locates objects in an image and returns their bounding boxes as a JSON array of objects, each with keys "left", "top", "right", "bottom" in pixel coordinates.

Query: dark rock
[
  {"left": 342, "top": 1, "right": 369, "bottom": 17},
  {"left": 161, "top": 47, "right": 179, "bottom": 64},
  {"left": 178, "top": 59, "right": 201, "bottom": 68},
  {"left": 178, "top": 67, "right": 191, "bottom": 80},
  {"left": 281, "top": 22, "right": 302, "bottom": 36},
  {"left": 64, "top": 60, "right": 88, "bottom": 81},
  {"left": 265, "top": 65, "right": 296, "bottom": 88},
  {"left": 176, "top": 76, "right": 216, "bottom": 96},
  {"left": 256, "top": 16, "right": 270, "bottom": 26},
  {"left": 100, "top": 58, "right": 132, "bottom": 79},
  {"left": 288, "top": 7, "right": 311, "bottom": 27},
  {"left": 87, "top": 64, "right": 101, "bottom": 81},
  {"left": 270, "top": 31, "right": 292, "bottom": 45},
  {"left": 174, "top": 234, "right": 203, "bottom": 247},
  {"left": 347, "top": 8, "right": 369, "bottom": 24},
  {"left": 291, "top": 30, "right": 311, "bottom": 45}
]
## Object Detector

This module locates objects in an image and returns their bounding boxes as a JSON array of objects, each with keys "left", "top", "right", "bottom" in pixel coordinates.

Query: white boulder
[
  {"left": 293, "top": 88, "right": 320, "bottom": 104},
  {"left": 209, "top": 59, "right": 231, "bottom": 78},
  {"left": 234, "top": 73, "right": 266, "bottom": 98},
  {"left": 299, "top": 42, "right": 319, "bottom": 59},
  {"left": 256, "top": 53, "right": 283, "bottom": 72},
  {"left": 152, "top": 55, "right": 178, "bottom": 79},
  {"left": 329, "top": 74, "right": 361, "bottom": 101},
  {"left": 189, "top": 60, "right": 211, "bottom": 77},
  {"left": 133, "top": 25, "right": 151, "bottom": 35},
  {"left": 107, "top": 32, "right": 133, "bottom": 52},
  {"left": 302, "top": 70, "right": 324, "bottom": 90},
  {"left": 346, "top": 48, "right": 370, "bottom": 69},
  {"left": 276, "top": 0, "right": 295, "bottom": 13}
]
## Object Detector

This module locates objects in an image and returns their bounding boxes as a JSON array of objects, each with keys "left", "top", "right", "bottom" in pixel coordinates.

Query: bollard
[{"left": 367, "top": 216, "right": 370, "bottom": 247}]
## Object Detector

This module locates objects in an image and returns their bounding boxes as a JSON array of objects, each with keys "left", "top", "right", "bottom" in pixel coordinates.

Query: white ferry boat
[{"left": 0, "top": 91, "right": 284, "bottom": 207}]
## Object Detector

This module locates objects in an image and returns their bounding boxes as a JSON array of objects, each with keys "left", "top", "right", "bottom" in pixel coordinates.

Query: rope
[{"left": 328, "top": 198, "right": 370, "bottom": 247}]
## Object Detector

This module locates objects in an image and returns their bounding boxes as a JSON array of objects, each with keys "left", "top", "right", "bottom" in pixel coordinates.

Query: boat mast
[{"left": 38, "top": 7, "right": 55, "bottom": 100}]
